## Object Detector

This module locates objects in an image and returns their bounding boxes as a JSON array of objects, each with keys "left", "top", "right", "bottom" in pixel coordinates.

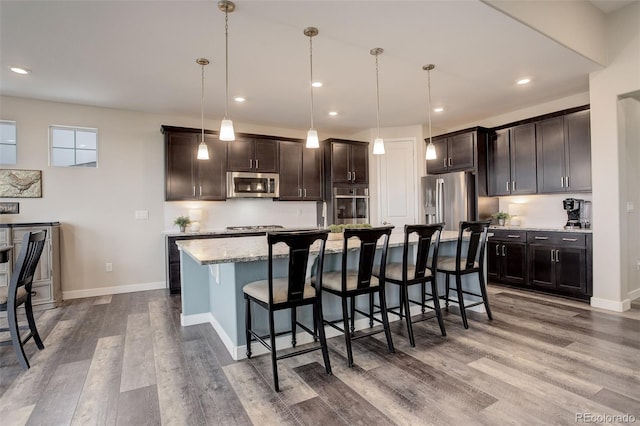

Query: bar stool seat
[
  {"left": 320, "top": 271, "right": 380, "bottom": 292},
  {"left": 437, "top": 257, "right": 479, "bottom": 271},
  {"left": 243, "top": 278, "right": 316, "bottom": 304}
]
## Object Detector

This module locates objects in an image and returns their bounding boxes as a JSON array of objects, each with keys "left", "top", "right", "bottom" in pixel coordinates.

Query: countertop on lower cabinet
[{"left": 489, "top": 225, "right": 592, "bottom": 233}]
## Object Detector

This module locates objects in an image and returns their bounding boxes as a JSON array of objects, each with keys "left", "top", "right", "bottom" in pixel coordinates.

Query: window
[
  {"left": 0, "top": 120, "right": 17, "bottom": 165},
  {"left": 50, "top": 126, "right": 98, "bottom": 167}
]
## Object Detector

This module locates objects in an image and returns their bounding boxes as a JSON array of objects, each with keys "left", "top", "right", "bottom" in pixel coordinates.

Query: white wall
[
  {"left": 0, "top": 96, "right": 328, "bottom": 297},
  {"left": 589, "top": 2, "right": 640, "bottom": 310}
]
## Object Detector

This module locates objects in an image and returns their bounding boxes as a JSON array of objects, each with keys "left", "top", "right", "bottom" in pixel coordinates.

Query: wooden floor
[{"left": 1, "top": 286, "right": 639, "bottom": 425}]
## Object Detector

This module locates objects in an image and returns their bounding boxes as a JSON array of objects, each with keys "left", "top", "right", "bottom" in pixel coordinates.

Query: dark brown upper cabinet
[
  {"left": 536, "top": 109, "right": 591, "bottom": 193},
  {"left": 278, "top": 140, "right": 323, "bottom": 201},
  {"left": 326, "top": 139, "right": 368, "bottom": 184},
  {"left": 227, "top": 137, "right": 278, "bottom": 172},
  {"left": 163, "top": 126, "right": 227, "bottom": 201},
  {"left": 487, "top": 123, "right": 537, "bottom": 196},
  {"left": 426, "top": 131, "right": 475, "bottom": 174}
]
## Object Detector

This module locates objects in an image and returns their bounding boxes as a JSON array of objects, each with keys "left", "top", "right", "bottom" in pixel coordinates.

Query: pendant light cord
[
  {"left": 224, "top": 8, "right": 230, "bottom": 120},
  {"left": 309, "top": 35, "right": 314, "bottom": 130},
  {"left": 375, "top": 53, "right": 381, "bottom": 139},
  {"left": 201, "top": 62, "right": 206, "bottom": 143},
  {"left": 427, "top": 68, "right": 433, "bottom": 144}
]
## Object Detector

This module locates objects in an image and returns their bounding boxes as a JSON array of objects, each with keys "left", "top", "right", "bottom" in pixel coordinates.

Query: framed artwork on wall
[
  {"left": 0, "top": 202, "right": 19, "bottom": 214},
  {"left": 0, "top": 169, "right": 42, "bottom": 198}
]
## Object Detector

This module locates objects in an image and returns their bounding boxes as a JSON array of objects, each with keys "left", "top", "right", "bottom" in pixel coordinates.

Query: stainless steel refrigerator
[{"left": 421, "top": 172, "right": 477, "bottom": 231}]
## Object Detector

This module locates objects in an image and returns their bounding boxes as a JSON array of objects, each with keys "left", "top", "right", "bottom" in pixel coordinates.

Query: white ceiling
[{"left": 1, "top": 1, "right": 605, "bottom": 136}]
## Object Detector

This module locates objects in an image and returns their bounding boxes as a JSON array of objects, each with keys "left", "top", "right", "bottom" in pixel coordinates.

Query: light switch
[
  {"left": 627, "top": 202, "right": 635, "bottom": 213},
  {"left": 135, "top": 210, "right": 149, "bottom": 220}
]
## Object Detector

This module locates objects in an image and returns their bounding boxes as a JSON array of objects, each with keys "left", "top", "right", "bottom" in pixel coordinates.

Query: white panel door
[{"left": 378, "top": 139, "right": 417, "bottom": 229}]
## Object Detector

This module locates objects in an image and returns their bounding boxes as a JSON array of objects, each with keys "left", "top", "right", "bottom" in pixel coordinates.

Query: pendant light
[
  {"left": 424, "top": 64, "right": 437, "bottom": 160},
  {"left": 371, "top": 47, "right": 385, "bottom": 155},
  {"left": 304, "top": 27, "right": 319, "bottom": 149},
  {"left": 196, "top": 58, "right": 210, "bottom": 160},
  {"left": 218, "top": 0, "right": 235, "bottom": 141}
]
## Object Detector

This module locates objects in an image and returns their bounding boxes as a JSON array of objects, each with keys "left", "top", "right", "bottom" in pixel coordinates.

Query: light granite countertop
[
  {"left": 489, "top": 225, "right": 592, "bottom": 233},
  {"left": 162, "top": 226, "right": 317, "bottom": 237},
  {"left": 177, "top": 230, "right": 461, "bottom": 265}
]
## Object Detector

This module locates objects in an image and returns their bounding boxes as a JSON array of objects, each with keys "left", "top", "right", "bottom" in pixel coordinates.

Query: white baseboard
[
  {"left": 590, "top": 296, "right": 631, "bottom": 312},
  {"left": 62, "top": 281, "right": 166, "bottom": 300},
  {"left": 181, "top": 312, "right": 211, "bottom": 327},
  {"left": 628, "top": 287, "right": 640, "bottom": 302}
]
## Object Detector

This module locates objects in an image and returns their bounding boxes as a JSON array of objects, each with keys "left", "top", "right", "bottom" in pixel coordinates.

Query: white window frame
[
  {"left": 49, "top": 125, "right": 98, "bottom": 168},
  {"left": 0, "top": 120, "right": 18, "bottom": 165}
]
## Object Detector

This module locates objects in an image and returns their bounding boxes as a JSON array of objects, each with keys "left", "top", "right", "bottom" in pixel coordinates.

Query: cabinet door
[
  {"left": 528, "top": 244, "right": 555, "bottom": 288},
  {"left": 254, "top": 139, "right": 279, "bottom": 172},
  {"left": 564, "top": 110, "right": 591, "bottom": 192},
  {"left": 197, "top": 134, "right": 227, "bottom": 201},
  {"left": 278, "top": 141, "right": 303, "bottom": 200},
  {"left": 425, "top": 138, "right": 448, "bottom": 174},
  {"left": 502, "top": 242, "right": 527, "bottom": 285},
  {"left": 331, "top": 142, "right": 351, "bottom": 183},
  {"left": 166, "top": 132, "right": 196, "bottom": 201},
  {"left": 448, "top": 132, "right": 474, "bottom": 171},
  {"left": 487, "top": 129, "right": 511, "bottom": 196},
  {"left": 302, "top": 146, "right": 323, "bottom": 200},
  {"left": 555, "top": 246, "right": 587, "bottom": 293},
  {"left": 350, "top": 144, "right": 369, "bottom": 184},
  {"left": 510, "top": 123, "right": 537, "bottom": 194},
  {"left": 536, "top": 117, "right": 566, "bottom": 193},
  {"left": 226, "top": 137, "right": 254, "bottom": 171},
  {"left": 487, "top": 240, "right": 501, "bottom": 282}
]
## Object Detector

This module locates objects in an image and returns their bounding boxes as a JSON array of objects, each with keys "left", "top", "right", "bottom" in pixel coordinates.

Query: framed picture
[{"left": 0, "top": 169, "right": 42, "bottom": 198}]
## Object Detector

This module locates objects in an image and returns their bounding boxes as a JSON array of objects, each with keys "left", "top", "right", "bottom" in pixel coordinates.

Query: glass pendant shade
[
  {"left": 219, "top": 119, "right": 235, "bottom": 141},
  {"left": 306, "top": 129, "right": 319, "bottom": 149},
  {"left": 425, "top": 141, "right": 437, "bottom": 160},
  {"left": 197, "top": 140, "right": 210, "bottom": 160},
  {"left": 373, "top": 137, "right": 385, "bottom": 155}
]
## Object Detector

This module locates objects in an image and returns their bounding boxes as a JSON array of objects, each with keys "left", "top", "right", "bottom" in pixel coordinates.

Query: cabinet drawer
[
  {"left": 31, "top": 283, "right": 53, "bottom": 304},
  {"left": 488, "top": 230, "right": 526, "bottom": 241},
  {"left": 527, "top": 232, "right": 586, "bottom": 246}
]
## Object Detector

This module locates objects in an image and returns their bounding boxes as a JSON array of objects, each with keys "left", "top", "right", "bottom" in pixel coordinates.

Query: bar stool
[
  {"left": 437, "top": 221, "right": 492, "bottom": 329},
  {"left": 243, "top": 230, "right": 331, "bottom": 392},
  {"left": 314, "top": 226, "right": 394, "bottom": 367},
  {"left": 373, "top": 224, "right": 445, "bottom": 347}
]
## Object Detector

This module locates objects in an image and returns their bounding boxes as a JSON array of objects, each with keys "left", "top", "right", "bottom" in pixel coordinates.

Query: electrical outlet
[
  {"left": 106, "top": 262, "right": 113, "bottom": 272},
  {"left": 296, "top": 208, "right": 302, "bottom": 216},
  {"left": 135, "top": 210, "right": 149, "bottom": 220}
]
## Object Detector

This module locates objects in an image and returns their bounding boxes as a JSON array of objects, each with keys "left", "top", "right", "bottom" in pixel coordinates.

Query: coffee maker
[{"left": 563, "top": 198, "right": 591, "bottom": 229}]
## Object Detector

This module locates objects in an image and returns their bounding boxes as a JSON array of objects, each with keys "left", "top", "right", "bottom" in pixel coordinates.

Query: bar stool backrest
[
  {"left": 343, "top": 226, "right": 394, "bottom": 291},
  {"left": 456, "top": 221, "right": 491, "bottom": 271},
  {"left": 404, "top": 224, "right": 444, "bottom": 281},
  {"left": 267, "top": 230, "right": 329, "bottom": 304}
]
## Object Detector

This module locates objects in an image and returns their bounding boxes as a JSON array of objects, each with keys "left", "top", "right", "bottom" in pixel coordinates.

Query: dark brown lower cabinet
[{"left": 488, "top": 229, "right": 591, "bottom": 300}]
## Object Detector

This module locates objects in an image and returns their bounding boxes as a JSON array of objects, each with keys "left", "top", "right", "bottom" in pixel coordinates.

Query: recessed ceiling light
[
  {"left": 328, "top": 111, "right": 338, "bottom": 116},
  {"left": 311, "top": 81, "right": 323, "bottom": 88},
  {"left": 517, "top": 78, "right": 531, "bottom": 85},
  {"left": 433, "top": 107, "right": 444, "bottom": 113},
  {"left": 233, "top": 96, "right": 245, "bottom": 102},
  {"left": 10, "top": 66, "right": 31, "bottom": 75}
]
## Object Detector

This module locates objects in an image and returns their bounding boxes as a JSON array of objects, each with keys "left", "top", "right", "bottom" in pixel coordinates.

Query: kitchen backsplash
[
  {"left": 497, "top": 193, "right": 593, "bottom": 228},
  {"left": 164, "top": 199, "right": 318, "bottom": 232}
]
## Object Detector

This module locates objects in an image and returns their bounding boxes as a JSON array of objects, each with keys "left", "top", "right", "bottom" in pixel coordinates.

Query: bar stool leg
[
  {"left": 369, "top": 293, "right": 374, "bottom": 327},
  {"left": 350, "top": 296, "right": 356, "bottom": 333},
  {"left": 245, "top": 296, "right": 252, "bottom": 358},
  {"left": 421, "top": 282, "right": 426, "bottom": 314},
  {"left": 25, "top": 300, "right": 44, "bottom": 350},
  {"left": 402, "top": 283, "right": 415, "bottom": 347},
  {"left": 478, "top": 272, "right": 493, "bottom": 320},
  {"left": 342, "top": 297, "right": 354, "bottom": 367},
  {"left": 378, "top": 284, "right": 395, "bottom": 354},
  {"left": 431, "top": 280, "right": 447, "bottom": 336},
  {"left": 315, "top": 300, "right": 332, "bottom": 375},
  {"left": 291, "top": 307, "right": 297, "bottom": 347},
  {"left": 268, "top": 310, "right": 279, "bottom": 391},
  {"left": 445, "top": 273, "right": 451, "bottom": 310},
  {"left": 455, "top": 275, "right": 469, "bottom": 329}
]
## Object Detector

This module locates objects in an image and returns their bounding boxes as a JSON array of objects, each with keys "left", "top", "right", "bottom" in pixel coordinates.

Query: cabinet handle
[
  {"left": 193, "top": 186, "right": 196, "bottom": 197},
  {"left": 347, "top": 171, "right": 352, "bottom": 181},
  {"left": 534, "top": 236, "right": 549, "bottom": 240},
  {"left": 502, "top": 245, "right": 506, "bottom": 256},
  {"left": 506, "top": 181, "right": 510, "bottom": 192},
  {"left": 199, "top": 186, "right": 202, "bottom": 196},
  {"left": 448, "top": 158, "right": 452, "bottom": 167},
  {"left": 496, "top": 245, "right": 500, "bottom": 256},
  {"left": 556, "top": 249, "right": 560, "bottom": 263},
  {"left": 303, "top": 188, "right": 307, "bottom": 197},
  {"left": 256, "top": 159, "right": 259, "bottom": 169},
  {"left": 249, "top": 159, "right": 253, "bottom": 169},
  {"left": 443, "top": 158, "right": 447, "bottom": 168},
  {"left": 565, "top": 176, "right": 569, "bottom": 188},
  {"left": 507, "top": 235, "right": 520, "bottom": 238},
  {"left": 562, "top": 238, "right": 578, "bottom": 242},
  {"left": 512, "top": 181, "right": 516, "bottom": 191},
  {"left": 551, "top": 250, "right": 555, "bottom": 262},
  {"left": 352, "top": 171, "right": 356, "bottom": 182},
  {"left": 560, "top": 176, "right": 564, "bottom": 188},
  {"left": 298, "top": 188, "right": 302, "bottom": 197}
]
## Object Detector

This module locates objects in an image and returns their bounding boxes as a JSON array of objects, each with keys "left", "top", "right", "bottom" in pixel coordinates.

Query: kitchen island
[{"left": 177, "top": 230, "right": 486, "bottom": 360}]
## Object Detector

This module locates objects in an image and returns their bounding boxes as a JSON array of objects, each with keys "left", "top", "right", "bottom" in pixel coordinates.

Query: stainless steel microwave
[{"left": 226, "top": 171, "right": 279, "bottom": 198}]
